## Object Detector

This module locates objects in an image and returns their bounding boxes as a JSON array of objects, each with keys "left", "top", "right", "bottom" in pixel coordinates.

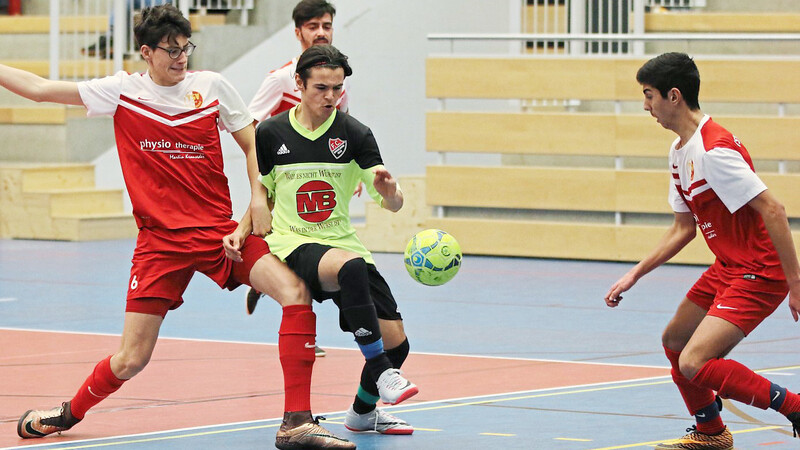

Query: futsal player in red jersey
[
  {"left": 605, "top": 52, "right": 800, "bottom": 449},
  {"left": 1, "top": 5, "right": 353, "bottom": 449}
]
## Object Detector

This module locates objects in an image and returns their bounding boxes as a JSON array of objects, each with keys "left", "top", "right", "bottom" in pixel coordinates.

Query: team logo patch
[
  {"left": 690, "top": 160, "right": 695, "bottom": 182},
  {"left": 328, "top": 138, "right": 347, "bottom": 159},
  {"left": 185, "top": 91, "right": 203, "bottom": 108},
  {"left": 296, "top": 180, "right": 337, "bottom": 223}
]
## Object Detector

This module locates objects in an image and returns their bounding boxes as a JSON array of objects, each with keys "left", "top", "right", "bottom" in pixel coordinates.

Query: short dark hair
[
  {"left": 296, "top": 44, "right": 352, "bottom": 84},
  {"left": 636, "top": 52, "right": 701, "bottom": 110},
  {"left": 134, "top": 4, "right": 192, "bottom": 49},
  {"left": 292, "top": 0, "right": 336, "bottom": 28}
]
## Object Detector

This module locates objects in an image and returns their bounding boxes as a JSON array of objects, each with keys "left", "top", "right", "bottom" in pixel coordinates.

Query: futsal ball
[{"left": 404, "top": 229, "right": 462, "bottom": 286}]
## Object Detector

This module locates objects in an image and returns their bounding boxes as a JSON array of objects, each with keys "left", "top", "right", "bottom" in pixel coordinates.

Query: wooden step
[
  {"left": 0, "top": 106, "right": 65, "bottom": 124},
  {"left": 0, "top": 163, "right": 95, "bottom": 203},
  {"left": 54, "top": 213, "right": 138, "bottom": 241},
  {"left": 0, "top": 16, "right": 107, "bottom": 34},
  {"left": 189, "top": 13, "right": 226, "bottom": 29},
  {"left": 0, "top": 163, "right": 135, "bottom": 241},
  {"left": 0, "top": 59, "right": 144, "bottom": 78},
  {"left": 23, "top": 188, "right": 125, "bottom": 216},
  {"left": 646, "top": 12, "right": 800, "bottom": 33},
  {"left": 4, "top": 211, "right": 136, "bottom": 241},
  {"left": 0, "top": 13, "right": 225, "bottom": 35}
]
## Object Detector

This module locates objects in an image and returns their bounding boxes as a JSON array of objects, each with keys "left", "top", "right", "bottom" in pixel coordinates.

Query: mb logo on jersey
[
  {"left": 297, "top": 180, "right": 337, "bottom": 222},
  {"left": 328, "top": 137, "right": 347, "bottom": 159}
]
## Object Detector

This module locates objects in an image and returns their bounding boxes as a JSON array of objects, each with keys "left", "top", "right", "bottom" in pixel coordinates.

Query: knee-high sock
[
  {"left": 70, "top": 355, "right": 125, "bottom": 420},
  {"left": 279, "top": 304, "right": 316, "bottom": 412},
  {"left": 353, "top": 339, "right": 410, "bottom": 414},
  {"left": 664, "top": 347, "right": 723, "bottom": 434},
  {"left": 692, "top": 357, "right": 800, "bottom": 417},
  {"left": 338, "top": 259, "right": 383, "bottom": 353}
]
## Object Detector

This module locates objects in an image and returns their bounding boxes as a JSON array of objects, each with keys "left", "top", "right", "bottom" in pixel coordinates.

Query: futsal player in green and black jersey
[{"left": 224, "top": 44, "right": 416, "bottom": 435}]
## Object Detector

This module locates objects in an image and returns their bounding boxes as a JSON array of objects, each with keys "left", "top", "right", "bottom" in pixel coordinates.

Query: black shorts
[{"left": 284, "top": 243, "right": 403, "bottom": 332}]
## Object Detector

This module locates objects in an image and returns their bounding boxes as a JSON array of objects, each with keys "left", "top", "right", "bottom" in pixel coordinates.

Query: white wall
[{"left": 96, "top": 0, "right": 517, "bottom": 218}]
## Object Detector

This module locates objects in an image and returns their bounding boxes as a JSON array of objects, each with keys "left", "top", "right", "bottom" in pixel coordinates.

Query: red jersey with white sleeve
[
  {"left": 248, "top": 57, "right": 350, "bottom": 123},
  {"left": 668, "top": 115, "right": 783, "bottom": 279},
  {"left": 78, "top": 70, "right": 253, "bottom": 229}
]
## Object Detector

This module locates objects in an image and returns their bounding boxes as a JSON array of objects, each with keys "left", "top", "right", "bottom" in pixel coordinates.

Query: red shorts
[
  {"left": 125, "top": 221, "right": 270, "bottom": 317},
  {"left": 687, "top": 263, "right": 788, "bottom": 336}
]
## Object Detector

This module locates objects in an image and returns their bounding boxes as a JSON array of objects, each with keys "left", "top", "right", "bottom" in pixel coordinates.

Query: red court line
[{"left": 0, "top": 329, "right": 668, "bottom": 447}]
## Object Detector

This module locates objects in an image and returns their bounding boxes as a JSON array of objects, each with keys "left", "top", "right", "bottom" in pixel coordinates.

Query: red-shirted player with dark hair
[
  {"left": 605, "top": 52, "right": 800, "bottom": 449},
  {"left": 2, "top": 5, "right": 353, "bottom": 450}
]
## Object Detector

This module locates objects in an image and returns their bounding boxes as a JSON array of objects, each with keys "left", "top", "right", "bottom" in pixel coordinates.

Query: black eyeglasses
[{"left": 154, "top": 42, "right": 196, "bottom": 59}]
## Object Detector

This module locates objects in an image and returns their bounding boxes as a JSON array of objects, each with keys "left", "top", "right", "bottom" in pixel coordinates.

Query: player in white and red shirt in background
[
  {"left": 605, "top": 52, "right": 800, "bottom": 449},
  {"left": 248, "top": 0, "right": 348, "bottom": 123},
  {"left": 2, "top": 5, "right": 353, "bottom": 449},
  {"left": 246, "top": 0, "right": 352, "bottom": 359}
]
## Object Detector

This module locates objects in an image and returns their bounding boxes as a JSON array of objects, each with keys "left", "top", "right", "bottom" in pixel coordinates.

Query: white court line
[
  {"left": 1, "top": 376, "right": 675, "bottom": 450},
  {"left": 0, "top": 327, "right": 670, "bottom": 370},
  {"left": 0, "top": 298, "right": 17, "bottom": 302}
]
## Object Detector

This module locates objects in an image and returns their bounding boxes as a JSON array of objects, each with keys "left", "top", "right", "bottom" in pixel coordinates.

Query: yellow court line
[
  {"left": 588, "top": 425, "right": 786, "bottom": 450},
  {"left": 386, "top": 379, "right": 675, "bottom": 415},
  {"left": 556, "top": 437, "right": 593, "bottom": 442}
]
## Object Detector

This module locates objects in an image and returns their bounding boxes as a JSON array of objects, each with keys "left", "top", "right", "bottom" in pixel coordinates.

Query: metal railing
[
  {"left": 644, "top": 0, "right": 705, "bottom": 8},
  {"left": 522, "top": 0, "right": 711, "bottom": 56},
  {"left": 48, "top": 0, "right": 253, "bottom": 80}
]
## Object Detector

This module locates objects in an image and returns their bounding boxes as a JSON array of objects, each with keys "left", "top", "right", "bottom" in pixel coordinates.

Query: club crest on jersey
[
  {"left": 328, "top": 138, "right": 347, "bottom": 159},
  {"left": 690, "top": 160, "right": 695, "bottom": 182},
  {"left": 185, "top": 91, "right": 203, "bottom": 108},
  {"left": 296, "top": 180, "right": 336, "bottom": 223}
]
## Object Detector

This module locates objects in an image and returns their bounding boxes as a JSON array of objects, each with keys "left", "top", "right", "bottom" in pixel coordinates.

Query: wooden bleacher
[
  {"left": 359, "top": 54, "right": 800, "bottom": 264},
  {"left": 522, "top": 4, "right": 800, "bottom": 34},
  {"left": 0, "top": 163, "right": 137, "bottom": 241},
  {"left": 0, "top": 11, "right": 223, "bottom": 241}
]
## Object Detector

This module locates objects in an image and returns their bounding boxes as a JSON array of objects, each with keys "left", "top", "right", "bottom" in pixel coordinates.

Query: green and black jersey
[{"left": 255, "top": 107, "right": 387, "bottom": 264}]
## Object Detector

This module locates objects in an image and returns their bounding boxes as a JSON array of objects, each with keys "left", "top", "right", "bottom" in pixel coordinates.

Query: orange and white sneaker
[
  {"left": 654, "top": 425, "right": 733, "bottom": 450},
  {"left": 275, "top": 416, "right": 356, "bottom": 450},
  {"left": 17, "top": 401, "right": 80, "bottom": 438}
]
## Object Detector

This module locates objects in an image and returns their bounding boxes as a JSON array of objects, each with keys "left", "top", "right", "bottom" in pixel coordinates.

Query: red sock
[
  {"left": 692, "top": 358, "right": 772, "bottom": 409},
  {"left": 70, "top": 355, "right": 126, "bottom": 419},
  {"left": 279, "top": 305, "right": 316, "bottom": 412},
  {"left": 664, "top": 347, "right": 724, "bottom": 434},
  {"left": 778, "top": 391, "right": 800, "bottom": 416}
]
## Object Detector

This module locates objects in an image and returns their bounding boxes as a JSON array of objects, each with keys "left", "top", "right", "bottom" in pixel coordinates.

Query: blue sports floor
[{"left": 1, "top": 238, "right": 800, "bottom": 449}]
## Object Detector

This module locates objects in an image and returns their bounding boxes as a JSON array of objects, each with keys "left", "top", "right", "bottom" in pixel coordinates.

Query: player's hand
[
  {"left": 373, "top": 167, "right": 403, "bottom": 212},
  {"left": 604, "top": 272, "right": 636, "bottom": 307},
  {"left": 788, "top": 280, "right": 800, "bottom": 322},
  {"left": 353, "top": 182, "right": 363, "bottom": 197},
  {"left": 222, "top": 230, "right": 245, "bottom": 262},
  {"left": 372, "top": 167, "right": 398, "bottom": 198},
  {"left": 250, "top": 197, "right": 272, "bottom": 237}
]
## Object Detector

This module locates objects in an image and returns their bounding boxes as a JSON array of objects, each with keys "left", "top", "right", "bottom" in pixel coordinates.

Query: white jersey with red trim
[
  {"left": 668, "top": 115, "right": 783, "bottom": 279},
  {"left": 78, "top": 70, "right": 252, "bottom": 229},
  {"left": 248, "top": 57, "right": 350, "bottom": 123}
]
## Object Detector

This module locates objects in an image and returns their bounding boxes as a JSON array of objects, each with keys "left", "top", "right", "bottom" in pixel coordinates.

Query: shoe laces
[
  {"left": 684, "top": 424, "right": 697, "bottom": 434},
  {"left": 382, "top": 369, "right": 407, "bottom": 388},
  {"left": 39, "top": 404, "right": 67, "bottom": 427}
]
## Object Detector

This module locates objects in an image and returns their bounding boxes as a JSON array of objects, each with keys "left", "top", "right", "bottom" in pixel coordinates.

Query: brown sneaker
[
  {"left": 275, "top": 415, "right": 356, "bottom": 450},
  {"left": 17, "top": 401, "right": 81, "bottom": 439},
  {"left": 654, "top": 425, "right": 733, "bottom": 450}
]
